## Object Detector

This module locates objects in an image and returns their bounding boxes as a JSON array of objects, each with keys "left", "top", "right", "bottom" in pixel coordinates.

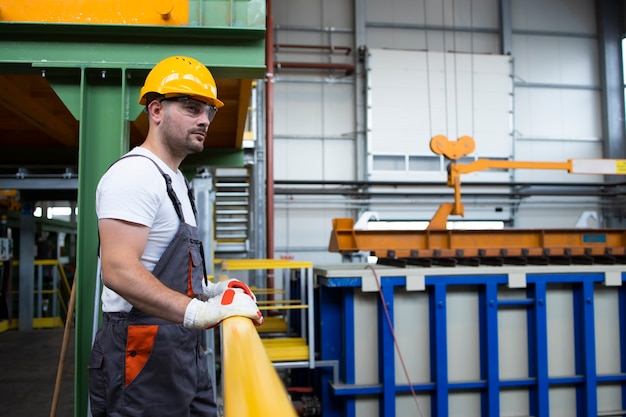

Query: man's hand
[
  {"left": 203, "top": 277, "right": 256, "bottom": 301},
  {"left": 184, "top": 289, "right": 264, "bottom": 329}
]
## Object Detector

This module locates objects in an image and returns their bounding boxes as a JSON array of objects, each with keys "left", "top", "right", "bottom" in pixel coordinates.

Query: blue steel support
[
  {"left": 318, "top": 284, "right": 346, "bottom": 417},
  {"left": 528, "top": 281, "right": 549, "bottom": 416},
  {"left": 480, "top": 283, "right": 500, "bottom": 417},
  {"left": 573, "top": 280, "right": 598, "bottom": 416},
  {"left": 318, "top": 269, "right": 626, "bottom": 416},
  {"left": 378, "top": 280, "right": 396, "bottom": 417},
  {"left": 618, "top": 282, "right": 626, "bottom": 410},
  {"left": 430, "top": 283, "right": 448, "bottom": 417},
  {"left": 344, "top": 290, "right": 356, "bottom": 417}
]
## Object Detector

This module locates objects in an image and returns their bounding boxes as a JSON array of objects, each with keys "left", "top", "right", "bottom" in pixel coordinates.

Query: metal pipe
[
  {"left": 274, "top": 43, "right": 352, "bottom": 55},
  {"left": 274, "top": 61, "right": 355, "bottom": 76},
  {"left": 265, "top": 0, "right": 275, "bottom": 291}
]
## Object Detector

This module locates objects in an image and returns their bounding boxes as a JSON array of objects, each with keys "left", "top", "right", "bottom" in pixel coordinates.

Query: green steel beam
[
  {"left": 74, "top": 67, "right": 129, "bottom": 416},
  {"left": 0, "top": 146, "right": 244, "bottom": 169},
  {"left": 0, "top": 22, "right": 266, "bottom": 79},
  {"left": 184, "top": 148, "right": 244, "bottom": 168},
  {"left": 0, "top": 145, "right": 243, "bottom": 166}
]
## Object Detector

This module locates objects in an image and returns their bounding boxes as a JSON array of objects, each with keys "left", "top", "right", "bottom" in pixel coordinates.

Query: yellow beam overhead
[{"left": 0, "top": 0, "right": 188, "bottom": 25}]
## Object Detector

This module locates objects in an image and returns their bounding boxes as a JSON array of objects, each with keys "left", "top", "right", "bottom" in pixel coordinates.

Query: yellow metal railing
[
  {"left": 0, "top": 259, "right": 73, "bottom": 329},
  {"left": 215, "top": 258, "right": 316, "bottom": 367},
  {"left": 222, "top": 316, "right": 297, "bottom": 417}
]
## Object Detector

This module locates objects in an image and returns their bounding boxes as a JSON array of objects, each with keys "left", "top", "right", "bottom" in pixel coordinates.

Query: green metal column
[{"left": 73, "top": 67, "right": 137, "bottom": 415}]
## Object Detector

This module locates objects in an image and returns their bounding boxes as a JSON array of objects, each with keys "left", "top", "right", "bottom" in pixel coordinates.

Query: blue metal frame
[{"left": 317, "top": 267, "right": 626, "bottom": 417}]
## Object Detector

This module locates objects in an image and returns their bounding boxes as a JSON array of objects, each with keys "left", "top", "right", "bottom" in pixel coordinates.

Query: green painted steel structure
[{"left": 0, "top": 18, "right": 265, "bottom": 416}]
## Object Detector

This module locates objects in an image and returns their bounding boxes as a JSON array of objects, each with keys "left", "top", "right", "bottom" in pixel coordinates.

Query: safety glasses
[{"left": 160, "top": 96, "right": 218, "bottom": 122}]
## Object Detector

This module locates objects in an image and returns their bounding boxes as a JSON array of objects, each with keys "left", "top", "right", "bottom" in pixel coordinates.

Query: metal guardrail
[
  {"left": 222, "top": 316, "right": 297, "bottom": 417},
  {"left": 0, "top": 259, "right": 73, "bottom": 328}
]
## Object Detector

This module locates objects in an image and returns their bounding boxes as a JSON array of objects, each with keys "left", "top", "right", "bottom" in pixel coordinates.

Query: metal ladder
[{"left": 213, "top": 167, "right": 251, "bottom": 258}]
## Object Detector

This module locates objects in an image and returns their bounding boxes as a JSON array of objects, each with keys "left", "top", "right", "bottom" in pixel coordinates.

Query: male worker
[{"left": 89, "top": 56, "right": 263, "bottom": 417}]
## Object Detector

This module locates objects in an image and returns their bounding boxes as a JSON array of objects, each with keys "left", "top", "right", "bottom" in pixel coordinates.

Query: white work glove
[
  {"left": 203, "top": 277, "right": 256, "bottom": 302},
  {"left": 184, "top": 288, "right": 264, "bottom": 329}
]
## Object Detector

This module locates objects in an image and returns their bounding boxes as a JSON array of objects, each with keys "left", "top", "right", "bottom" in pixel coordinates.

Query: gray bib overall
[{"left": 89, "top": 155, "right": 217, "bottom": 417}]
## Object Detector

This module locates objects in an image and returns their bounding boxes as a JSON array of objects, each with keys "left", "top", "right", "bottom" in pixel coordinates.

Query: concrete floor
[{"left": 0, "top": 326, "right": 74, "bottom": 417}]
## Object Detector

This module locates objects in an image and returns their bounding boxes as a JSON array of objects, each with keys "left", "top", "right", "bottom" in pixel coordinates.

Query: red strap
[{"left": 186, "top": 248, "right": 194, "bottom": 296}]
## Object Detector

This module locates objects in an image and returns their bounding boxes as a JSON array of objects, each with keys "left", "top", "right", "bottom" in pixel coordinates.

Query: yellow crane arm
[{"left": 429, "top": 135, "right": 626, "bottom": 229}]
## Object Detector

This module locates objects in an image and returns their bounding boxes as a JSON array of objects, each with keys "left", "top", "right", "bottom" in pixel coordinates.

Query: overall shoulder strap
[{"left": 115, "top": 154, "right": 186, "bottom": 222}]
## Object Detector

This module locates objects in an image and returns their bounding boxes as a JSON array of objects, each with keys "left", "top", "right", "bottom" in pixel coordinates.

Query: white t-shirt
[{"left": 96, "top": 147, "right": 197, "bottom": 312}]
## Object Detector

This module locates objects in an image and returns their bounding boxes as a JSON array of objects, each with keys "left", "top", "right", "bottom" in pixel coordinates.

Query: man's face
[{"left": 159, "top": 97, "right": 215, "bottom": 156}]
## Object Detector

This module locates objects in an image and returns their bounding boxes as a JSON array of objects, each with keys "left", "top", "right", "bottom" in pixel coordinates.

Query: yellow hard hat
[{"left": 139, "top": 56, "right": 224, "bottom": 108}]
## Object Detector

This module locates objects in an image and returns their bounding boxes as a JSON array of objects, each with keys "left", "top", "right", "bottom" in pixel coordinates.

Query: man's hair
[{"left": 142, "top": 92, "right": 164, "bottom": 108}]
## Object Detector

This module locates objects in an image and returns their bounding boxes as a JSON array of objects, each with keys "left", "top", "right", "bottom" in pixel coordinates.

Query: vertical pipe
[
  {"left": 498, "top": 0, "right": 513, "bottom": 55},
  {"left": 265, "top": 0, "right": 275, "bottom": 287},
  {"left": 596, "top": 0, "right": 625, "bottom": 161},
  {"left": 354, "top": 0, "right": 367, "bottom": 183}
]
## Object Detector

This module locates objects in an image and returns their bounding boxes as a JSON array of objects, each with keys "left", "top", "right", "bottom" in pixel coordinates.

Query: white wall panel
[
  {"left": 511, "top": 0, "right": 596, "bottom": 34},
  {"left": 368, "top": 48, "right": 512, "bottom": 180},
  {"left": 273, "top": 204, "right": 348, "bottom": 263},
  {"left": 272, "top": 0, "right": 323, "bottom": 27},
  {"left": 513, "top": 36, "right": 599, "bottom": 85},
  {"left": 274, "top": 82, "right": 354, "bottom": 139},
  {"left": 273, "top": 0, "right": 351, "bottom": 29},
  {"left": 320, "top": 83, "right": 356, "bottom": 137},
  {"left": 364, "top": 0, "right": 500, "bottom": 53},
  {"left": 274, "top": 138, "right": 324, "bottom": 179},
  {"left": 365, "top": 0, "right": 499, "bottom": 29},
  {"left": 514, "top": 88, "right": 602, "bottom": 141},
  {"left": 274, "top": 83, "right": 324, "bottom": 137},
  {"left": 274, "top": 138, "right": 355, "bottom": 180}
]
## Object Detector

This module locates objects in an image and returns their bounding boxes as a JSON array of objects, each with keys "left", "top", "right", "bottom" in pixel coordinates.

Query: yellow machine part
[
  {"left": 0, "top": 0, "right": 188, "bottom": 25},
  {"left": 261, "top": 337, "right": 309, "bottom": 362}
]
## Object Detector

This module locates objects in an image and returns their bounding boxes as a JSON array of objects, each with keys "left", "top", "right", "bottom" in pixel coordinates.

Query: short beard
[{"left": 160, "top": 107, "right": 204, "bottom": 158}]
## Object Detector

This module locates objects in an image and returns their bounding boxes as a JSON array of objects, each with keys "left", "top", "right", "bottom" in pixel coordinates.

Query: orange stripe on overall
[{"left": 125, "top": 325, "right": 159, "bottom": 386}]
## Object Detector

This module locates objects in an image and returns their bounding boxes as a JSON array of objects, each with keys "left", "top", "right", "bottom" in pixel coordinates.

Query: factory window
[
  {"left": 34, "top": 205, "right": 77, "bottom": 222},
  {"left": 372, "top": 155, "right": 405, "bottom": 170},
  {"left": 408, "top": 156, "right": 441, "bottom": 171}
]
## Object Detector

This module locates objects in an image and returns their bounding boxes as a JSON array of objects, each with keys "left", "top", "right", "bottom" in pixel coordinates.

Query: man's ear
[{"left": 146, "top": 100, "right": 165, "bottom": 122}]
